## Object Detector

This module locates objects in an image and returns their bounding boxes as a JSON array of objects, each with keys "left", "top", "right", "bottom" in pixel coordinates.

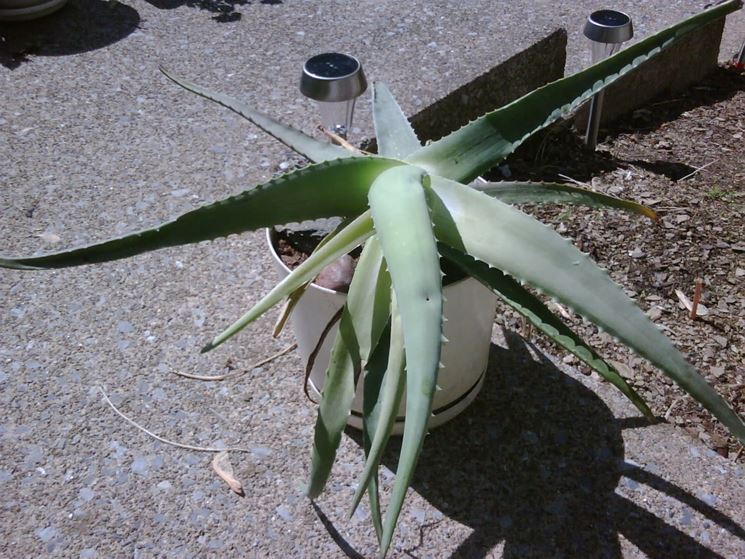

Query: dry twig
[
  {"left": 171, "top": 343, "right": 297, "bottom": 381},
  {"left": 679, "top": 160, "right": 717, "bottom": 181},
  {"left": 690, "top": 278, "right": 703, "bottom": 321},
  {"left": 316, "top": 125, "right": 367, "bottom": 155},
  {"left": 557, "top": 173, "right": 592, "bottom": 189},
  {"left": 98, "top": 386, "right": 252, "bottom": 453}
]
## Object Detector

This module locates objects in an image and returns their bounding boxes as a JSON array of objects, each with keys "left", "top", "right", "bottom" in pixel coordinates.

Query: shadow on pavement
[
  {"left": 143, "top": 0, "right": 281, "bottom": 23},
  {"left": 336, "top": 328, "right": 742, "bottom": 558},
  {"left": 0, "top": 0, "right": 139, "bottom": 69}
]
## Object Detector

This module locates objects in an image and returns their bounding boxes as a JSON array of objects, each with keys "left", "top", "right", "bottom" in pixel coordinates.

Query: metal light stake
[
  {"left": 583, "top": 9, "right": 633, "bottom": 149},
  {"left": 300, "top": 52, "right": 367, "bottom": 140}
]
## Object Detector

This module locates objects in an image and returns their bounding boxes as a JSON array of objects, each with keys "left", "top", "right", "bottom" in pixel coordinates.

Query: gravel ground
[
  {"left": 1, "top": 1, "right": 744, "bottom": 557},
  {"left": 505, "top": 64, "right": 745, "bottom": 461}
]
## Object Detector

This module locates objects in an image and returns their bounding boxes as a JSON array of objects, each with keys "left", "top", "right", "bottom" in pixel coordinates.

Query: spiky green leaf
[
  {"left": 368, "top": 165, "right": 443, "bottom": 557},
  {"left": 372, "top": 82, "right": 422, "bottom": 159},
  {"left": 409, "top": 0, "right": 743, "bottom": 182},
  {"left": 306, "top": 235, "right": 392, "bottom": 498},
  {"left": 203, "top": 211, "right": 375, "bottom": 352},
  {"left": 439, "top": 244, "right": 652, "bottom": 418},
  {"left": 161, "top": 67, "right": 351, "bottom": 164},
  {"left": 351, "top": 296, "right": 406, "bottom": 525},
  {"left": 426, "top": 176, "right": 745, "bottom": 443},
  {"left": 0, "top": 157, "right": 399, "bottom": 270},
  {"left": 347, "top": 236, "right": 393, "bottom": 363},
  {"left": 475, "top": 181, "right": 657, "bottom": 220},
  {"left": 306, "top": 308, "right": 360, "bottom": 498}
]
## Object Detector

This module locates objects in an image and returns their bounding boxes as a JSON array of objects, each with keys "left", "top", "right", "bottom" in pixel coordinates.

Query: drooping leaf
[
  {"left": 0, "top": 157, "right": 399, "bottom": 270},
  {"left": 351, "top": 296, "right": 406, "bottom": 526},
  {"left": 475, "top": 181, "right": 657, "bottom": 221},
  {"left": 203, "top": 211, "right": 375, "bottom": 352},
  {"left": 372, "top": 82, "right": 422, "bottom": 159},
  {"left": 346, "top": 236, "right": 393, "bottom": 364},
  {"left": 439, "top": 244, "right": 652, "bottom": 418},
  {"left": 426, "top": 176, "right": 745, "bottom": 443},
  {"left": 368, "top": 165, "right": 443, "bottom": 556},
  {"left": 358, "top": 323, "right": 390, "bottom": 541},
  {"left": 161, "top": 66, "right": 351, "bottom": 164},
  {"left": 306, "top": 307, "right": 360, "bottom": 498},
  {"left": 306, "top": 235, "right": 392, "bottom": 498},
  {"left": 409, "top": 0, "right": 743, "bottom": 182}
]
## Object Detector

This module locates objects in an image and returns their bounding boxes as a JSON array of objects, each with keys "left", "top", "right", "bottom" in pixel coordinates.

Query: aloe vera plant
[{"left": 2, "top": 1, "right": 744, "bottom": 556}]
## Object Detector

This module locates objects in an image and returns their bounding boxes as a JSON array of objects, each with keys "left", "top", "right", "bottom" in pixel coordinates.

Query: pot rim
[{"left": 265, "top": 226, "right": 476, "bottom": 296}]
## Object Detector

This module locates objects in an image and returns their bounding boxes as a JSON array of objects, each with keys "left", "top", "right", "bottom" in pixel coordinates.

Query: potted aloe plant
[{"left": 2, "top": 1, "right": 744, "bottom": 556}]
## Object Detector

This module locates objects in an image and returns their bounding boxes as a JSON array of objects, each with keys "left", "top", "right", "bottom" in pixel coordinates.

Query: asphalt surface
[{"left": 1, "top": 1, "right": 744, "bottom": 557}]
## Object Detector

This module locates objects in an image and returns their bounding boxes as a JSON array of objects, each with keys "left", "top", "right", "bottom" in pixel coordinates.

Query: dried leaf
[
  {"left": 37, "top": 232, "right": 61, "bottom": 244},
  {"left": 212, "top": 451, "right": 244, "bottom": 496},
  {"left": 674, "top": 289, "right": 709, "bottom": 317},
  {"left": 550, "top": 301, "right": 572, "bottom": 320}
]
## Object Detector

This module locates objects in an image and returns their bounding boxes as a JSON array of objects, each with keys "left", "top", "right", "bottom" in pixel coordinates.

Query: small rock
[
  {"left": 655, "top": 140, "right": 672, "bottom": 150},
  {"left": 131, "top": 456, "right": 149, "bottom": 476},
  {"left": 37, "top": 232, "right": 61, "bottom": 244},
  {"left": 275, "top": 504, "right": 293, "bottom": 521},
  {"left": 36, "top": 526, "right": 56, "bottom": 543},
  {"left": 711, "top": 366, "right": 725, "bottom": 378},
  {"left": 628, "top": 248, "right": 645, "bottom": 259},
  {"left": 696, "top": 492, "right": 717, "bottom": 507},
  {"left": 79, "top": 487, "right": 95, "bottom": 502},
  {"left": 314, "top": 255, "right": 354, "bottom": 292},
  {"left": 646, "top": 307, "right": 662, "bottom": 321}
]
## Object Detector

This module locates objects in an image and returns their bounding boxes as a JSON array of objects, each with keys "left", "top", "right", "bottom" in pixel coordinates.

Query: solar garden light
[
  {"left": 300, "top": 52, "right": 367, "bottom": 141},
  {"left": 583, "top": 9, "right": 634, "bottom": 149}
]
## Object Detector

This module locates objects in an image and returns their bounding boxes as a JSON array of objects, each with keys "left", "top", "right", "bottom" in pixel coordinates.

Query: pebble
[
  {"left": 646, "top": 307, "right": 662, "bottom": 321},
  {"left": 696, "top": 492, "right": 717, "bottom": 507},
  {"left": 275, "top": 504, "right": 293, "bottom": 521},
  {"left": 132, "top": 456, "right": 149, "bottom": 476},
  {"left": 79, "top": 487, "right": 95, "bottom": 502},
  {"left": 36, "top": 526, "right": 57, "bottom": 543},
  {"left": 411, "top": 508, "right": 426, "bottom": 523}
]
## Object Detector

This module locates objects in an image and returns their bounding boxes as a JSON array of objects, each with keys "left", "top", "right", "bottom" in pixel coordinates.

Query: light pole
[
  {"left": 300, "top": 52, "right": 367, "bottom": 141},
  {"left": 583, "top": 9, "right": 633, "bottom": 149}
]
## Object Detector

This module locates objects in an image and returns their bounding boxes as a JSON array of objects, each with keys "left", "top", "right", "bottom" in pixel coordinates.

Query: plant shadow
[
  {"left": 343, "top": 329, "right": 743, "bottom": 558},
  {"left": 143, "top": 0, "right": 281, "bottom": 23},
  {"left": 0, "top": 0, "right": 140, "bottom": 70}
]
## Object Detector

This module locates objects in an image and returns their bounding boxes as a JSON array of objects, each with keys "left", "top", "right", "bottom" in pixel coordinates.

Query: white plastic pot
[
  {"left": 0, "top": 0, "right": 67, "bottom": 21},
  {"left": 267, "top": 229, "right": 498, "bottom": 434}
]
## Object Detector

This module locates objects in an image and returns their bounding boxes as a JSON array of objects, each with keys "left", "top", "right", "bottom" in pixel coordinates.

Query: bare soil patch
[{"left": 503, "top": 65, "right": 744, "bottom": 460}]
